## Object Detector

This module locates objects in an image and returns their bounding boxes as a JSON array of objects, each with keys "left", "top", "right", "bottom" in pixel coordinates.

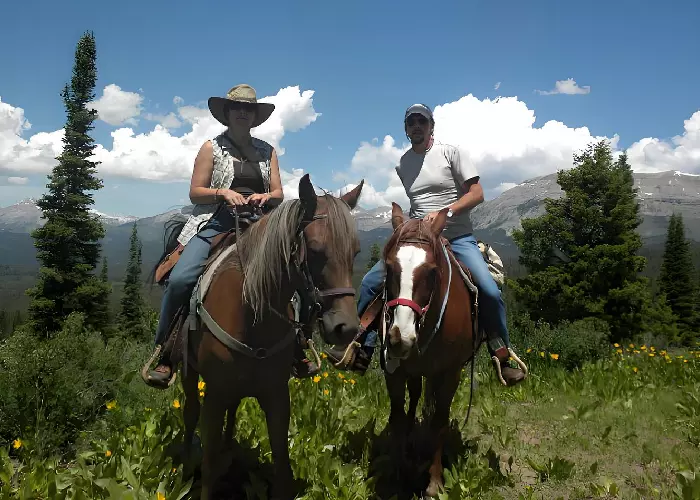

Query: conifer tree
[
  {"left": 367, "top": 243, "right": 381, "bottom": 271},
  {"left": 100, "top": 255, "right": 109, "bottom": 282},
  {"left": 509, "top": 140, "right": 651, "bottom": 342},
  {"left": 25, "top": 31, "right": 110, "bottom": 336},
  {"left": 659, "top": 213, "right": 697, "bottom": 344},
  {"left": 119, "top": 223, "right": 146, "bottom": 339}
]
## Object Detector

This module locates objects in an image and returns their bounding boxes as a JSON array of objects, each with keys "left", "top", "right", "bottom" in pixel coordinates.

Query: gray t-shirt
[{"left": 395, "top": 140, "right": 479, "bottom": 241}]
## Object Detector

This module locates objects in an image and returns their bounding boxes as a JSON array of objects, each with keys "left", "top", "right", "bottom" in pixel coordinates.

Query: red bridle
[{"left": 385, "top": 297, "right": 429, "bottom": 318}]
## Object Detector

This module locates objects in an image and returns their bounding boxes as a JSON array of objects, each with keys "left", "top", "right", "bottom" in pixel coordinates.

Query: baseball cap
[{"left": 404, "top": 103, "right": 433, "bottom": 122}]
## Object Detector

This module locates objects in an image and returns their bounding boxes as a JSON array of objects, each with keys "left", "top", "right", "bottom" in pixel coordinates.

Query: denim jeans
[
  {"left": 357, "top": 233, "right": 510, "bottom": 355},
  {"left": 153, "top": 210, "right": 232, "bottom": 346}
]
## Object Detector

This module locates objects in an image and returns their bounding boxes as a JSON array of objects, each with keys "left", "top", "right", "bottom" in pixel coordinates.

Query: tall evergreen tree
[
  {"left": 367, "top": 243, "right": 381, "bottom": 271},
  {"left": 100, "top": 255, "right": 109, "bottom": 282},
  {"left": 119, "top": 223, "right": 145, "bottom": 339},
  {"left": 659, "top": 213, "right": 697, "bottom": 344},
  {"left": 25, "top": 31, "right": 110, "bottom": 336},
  {"left": 509, "top": 140, "right": 651, "bottom": 342}
]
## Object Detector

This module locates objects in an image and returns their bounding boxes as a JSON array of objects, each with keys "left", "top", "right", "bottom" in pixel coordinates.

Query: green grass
[{"left": 2, "top": 344, "right": 699, "bottom": 499}]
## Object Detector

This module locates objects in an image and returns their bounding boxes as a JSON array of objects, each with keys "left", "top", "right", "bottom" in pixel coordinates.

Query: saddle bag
[
  {"left": 155, "top": 244, "right": 185, "bottom": 285},
  {"left": 477, "top": 241, "right": 505, "bottom": 288}
]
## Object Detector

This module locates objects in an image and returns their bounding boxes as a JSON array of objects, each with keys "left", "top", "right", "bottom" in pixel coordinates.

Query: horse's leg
[
  {"left": 406, "top": 375, "right": 422, "bottom": 433},
  {"left": 181, "top": 365, "right": 200, "bottom": 474},
  {"left": 259, "top": 382, "right": 294, "bottom": 500},
  {"left": 385, "top": 370, "right": 408, "bottom": 436},
  {"left": 199, "top": 392, "right": 228, "bottom": 500},
  {"left": 425, "top": 368, "right": 461, "bottom": 498}
]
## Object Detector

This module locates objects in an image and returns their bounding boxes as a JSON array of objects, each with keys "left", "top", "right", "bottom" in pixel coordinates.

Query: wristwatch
[{"left": 447, "top": 208, "right": 454, "bottom": 218}]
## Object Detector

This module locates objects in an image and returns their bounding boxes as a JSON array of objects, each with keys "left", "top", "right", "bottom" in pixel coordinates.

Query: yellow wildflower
[
  {"left": 648, "top": 353, "right": 655, "bottom": 357},
  {"left": 105, "top": 450, "right": 112, "bottom": 457},
  {"left": 323, "top": 372, "right": 329, "bottom": 378},
  {"left": 198, "top": 380, "right": 205, "bottom": 391},
  {"left": 350, "top": 379, "right": 356, "bottom": 385},
  {"left": 12, "top": 439, "right": 21, "bottom": 449},
  {"left": 157, "top": 493, "right": 166, "bottom": 500},
  {"left": 172, "top": 399, "right": 180, "bottom": 409},
  {"left": 633, "top": 367, "right": 638, "bottom": 373},
  {"left": 199, "top": 391, "right": 205, "bottom": 398},
  {"left": 616, "top": 349, "right": 623, "bottom": 354},
  {"left": 338, "top": 373, "right": 345, "bottom": 380},
  {"left": 613, "top": 343, "right": 620, "bottom": 348},
  {"left": 321, "top": 352, "right": 327, "bottom": 359},
  {"left": 106, "top": 400, "right": 117, "bottom": 410},
  {"left": 629, "top": 343, "right": 635, "bottom": 348},
  {"left": 539, "top": 351, "right": 545, "bottom": 358},
  {"left": 641, "top": 345, "right": 647, "bottom": 351},
  {"left": 323, "top": 389, "right": 329, "bottom": 396},
  {"left": 650, "top": 346, "right": 656, "bottom": 352},
  {"left": 684, "top": 360, "right": 688, "bottom": 363},
  {"left": 550, "top": 353, "right": 559, "bottom": 360},
  {"left": 660, "top": 350, "right": 667, "bottom": 356},
  {"left": 313, "top": 375, "right": 321, "bottom": 383},
  {"left": 634, "top": 350, "right": 640, "bottom": 354},
  {"left": 526, "top": 348, "right": 532, "bottom": 353}
]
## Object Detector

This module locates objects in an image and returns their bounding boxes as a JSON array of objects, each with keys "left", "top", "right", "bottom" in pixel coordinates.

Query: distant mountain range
[{"left": 2, "top": 170, "right": 700, "bottom": 280}]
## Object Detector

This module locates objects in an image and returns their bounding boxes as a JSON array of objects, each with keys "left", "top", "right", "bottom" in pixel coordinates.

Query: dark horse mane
[{"left": 383, "top": 218, "right": 449, "bottom": 278}]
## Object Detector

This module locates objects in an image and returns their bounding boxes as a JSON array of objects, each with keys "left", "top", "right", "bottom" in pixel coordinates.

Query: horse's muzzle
[
  {"left": 321, "top": 310, "right": 360, "bottom": 346},
  {"left": 387, "top": 324, "right": 416, "bottom": 359}
]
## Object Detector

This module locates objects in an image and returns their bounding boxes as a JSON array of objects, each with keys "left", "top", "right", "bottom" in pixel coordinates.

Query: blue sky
[{"left": 1, "top": 0, "right": 699, "bottom": 217}]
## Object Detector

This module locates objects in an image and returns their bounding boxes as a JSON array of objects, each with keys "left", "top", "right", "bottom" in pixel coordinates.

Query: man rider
[{"left": 326, "top": 103, "right": 527, "bottom": 386}]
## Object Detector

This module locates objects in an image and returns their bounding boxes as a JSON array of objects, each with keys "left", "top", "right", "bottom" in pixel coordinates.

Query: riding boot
[
  {"left": 142, "top": 345, "right": 177, "bottom": 390},
  {"left": 488, "top": 337, "right": 528, "bottom": 387}
]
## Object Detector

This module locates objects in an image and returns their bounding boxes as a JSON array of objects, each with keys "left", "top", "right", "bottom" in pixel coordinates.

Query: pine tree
[
  {"left": 119, "top": 223, "right": 146, "bottom": 339},
  {"left": 367, "top": 243, "right": 381, "bottom": 271},
  {"left": 509, "top": 140, "right": 652, "bottom": 343},
  {"left": 659, "top": 213, "right": 697, "bottom": 344},
  {"left": 100, "top": 255, "right": 109, "bottom": 282},
  {"left": 25, "top": 31, "right": 110, "bottom": 337}
]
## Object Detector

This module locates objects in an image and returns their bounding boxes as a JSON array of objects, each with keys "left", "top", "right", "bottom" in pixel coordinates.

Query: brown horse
[
  {"left": 179, "top": 174, "right": 364, "bottom": 500},
  {"left": 379, "top": 202, "right": 483, "bottom": 498}
]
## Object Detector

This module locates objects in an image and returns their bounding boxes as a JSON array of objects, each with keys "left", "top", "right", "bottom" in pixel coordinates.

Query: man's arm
[
  {"left": 447, "top": 146, "right": 484, "bottom": 215},
  {"left": 448, "top": 177, "right": 484, "bottom": 216}
]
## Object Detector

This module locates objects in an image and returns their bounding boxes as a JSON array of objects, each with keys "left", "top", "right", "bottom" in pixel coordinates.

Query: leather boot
[{"left": 489, "top": 338, "right": 527, "bottom": 387}]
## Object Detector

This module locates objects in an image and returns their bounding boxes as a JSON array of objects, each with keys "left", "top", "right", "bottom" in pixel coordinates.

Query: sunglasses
[{"left": 406, "top": 115, "right": 428, "bottom": 127}]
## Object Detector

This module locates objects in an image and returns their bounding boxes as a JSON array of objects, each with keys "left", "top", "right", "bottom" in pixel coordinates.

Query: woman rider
[{"left": 144, "top": 84, "right": 319, "bottom": 388}]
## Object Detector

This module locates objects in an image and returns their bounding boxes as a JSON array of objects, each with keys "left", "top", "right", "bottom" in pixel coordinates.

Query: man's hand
[
  {"left": 423, "top": 211, "right": 442, "bottom": 223},
  {"left": 246, "top": 193, "right": 272, "bottom": 206}
]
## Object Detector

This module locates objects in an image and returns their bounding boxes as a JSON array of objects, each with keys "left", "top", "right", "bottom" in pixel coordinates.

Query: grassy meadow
[{"left": 1, "top": 330, "right": 699, "bottom": 500}]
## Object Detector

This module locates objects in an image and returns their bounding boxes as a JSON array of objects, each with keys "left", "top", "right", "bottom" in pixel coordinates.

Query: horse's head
[
  {"left": 383, "top": 202, "right": 449, "bottom": 359},
  {"left": 297, "top": 174, "right": 364, "bottom": 346}
]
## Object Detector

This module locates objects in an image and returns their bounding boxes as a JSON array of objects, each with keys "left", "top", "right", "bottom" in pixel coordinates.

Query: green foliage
[
  {"left": 659, "top": 213, "right": 698, "bottom": 345},
  {"left": 366, "top": 243, "right": 381, "bottom": 271},
  {"left": 25, "top": 31, "right": 110, "bottom": 337},
  {"left": 0, "top": 313, "right": 149, "bottom": 457},
  {"left": 119, "top": 224, "right": 146, "bottom": 340},
  {"left": 510, "top": 140, "right": 651, "bottom": 343}
]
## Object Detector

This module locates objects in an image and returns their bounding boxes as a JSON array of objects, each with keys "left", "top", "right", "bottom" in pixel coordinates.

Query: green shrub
[{"left": 0, "top": 313, "right": 152, "bottom": 458}]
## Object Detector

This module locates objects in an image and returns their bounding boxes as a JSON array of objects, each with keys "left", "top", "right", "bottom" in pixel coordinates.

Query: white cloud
[
  {"left": 338, "top": 93, "right": 700, "bottom": 208},
  {"left": 494, "top": 82, "right": 501, "bottom": 90},
  {"left": 7, "top": 176, "right": 28, "bottom": 185},
  {"left": 144, "top": 112, "right": 182, "bottom": 129},
  {"left": 173, "top": 96, "right": 184, "bottom": 106},
  {"left": 88, "top": 84, "right": 143, "bottom": 126},
  {"left": 536, "top": 78, "right": 591, "bottom": 95},
  {"left": 0, "top": 85, "right": 321, "bottom": 183}
]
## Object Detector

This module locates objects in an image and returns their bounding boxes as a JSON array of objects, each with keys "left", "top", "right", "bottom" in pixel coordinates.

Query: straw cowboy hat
[{"left": 208, "top": 84, "right": 275, "bottom": 128}]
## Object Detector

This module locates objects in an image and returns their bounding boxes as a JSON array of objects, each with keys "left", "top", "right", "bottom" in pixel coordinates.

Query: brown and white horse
[{"left": 380, "top": 202, "right": 482, "bottom": 498}]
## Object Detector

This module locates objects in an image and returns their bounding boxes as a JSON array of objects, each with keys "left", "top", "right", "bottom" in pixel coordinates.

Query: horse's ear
[
  {"left": 299, "top": 174, "right": 317, "bottom": 217},
  {"left": 340, "top": 180, "right": 364, "bottom": 210},
  {"left": 430, "top": 207, "right": 449, "bottom": 236},
  {"left": 391, "top": 202, "right": 405, "bottom": 229}
]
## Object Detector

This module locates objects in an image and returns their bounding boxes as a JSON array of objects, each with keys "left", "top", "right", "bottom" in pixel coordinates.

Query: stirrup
[
  {"left": 491, "top": 348, "right": 529, "bottom": 386},
  {"left": 140, "top": 345, "right": 178, "bottom": 390}
]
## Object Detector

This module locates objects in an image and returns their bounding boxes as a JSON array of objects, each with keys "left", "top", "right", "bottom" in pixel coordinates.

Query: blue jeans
[
  {"left": 154, "top": 212, "right": 232, "bottom": 347},
  {"left": 357, "top": 233, "right": 510, "bottom": 355}
]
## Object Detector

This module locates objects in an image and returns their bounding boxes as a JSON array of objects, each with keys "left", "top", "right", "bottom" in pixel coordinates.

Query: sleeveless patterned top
[{"left": 177, "top": 133, "right": 273, "bottom": 246}]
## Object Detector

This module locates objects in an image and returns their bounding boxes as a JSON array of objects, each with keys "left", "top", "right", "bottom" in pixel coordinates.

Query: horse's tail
[{"left": 145, "top": 216, "right": 187, "bottom": 286}]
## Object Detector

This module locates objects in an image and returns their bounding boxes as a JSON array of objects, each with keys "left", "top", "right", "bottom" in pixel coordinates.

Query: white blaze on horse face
[{"left": 391, "top": 245, "right": 427, "bottom": 350}]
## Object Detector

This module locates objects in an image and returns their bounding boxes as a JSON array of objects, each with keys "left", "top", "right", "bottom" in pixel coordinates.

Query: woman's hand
[
  {"left": 220, "top": 189, "right": 247, "bottom": 206},
  {"left": 246, "top": 193, "right": 272, "bottom": 206}
]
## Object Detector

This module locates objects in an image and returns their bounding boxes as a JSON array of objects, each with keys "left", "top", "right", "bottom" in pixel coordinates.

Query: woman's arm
[
  {"left": 188, "top": 141, "right": 219, "bottom": 205},
  {"left": 267, "top": 147, "right": 284, "bottom": 199}
]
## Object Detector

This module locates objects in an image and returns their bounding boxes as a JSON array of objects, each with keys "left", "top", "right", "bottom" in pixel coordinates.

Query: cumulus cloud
[
  {"left": 144, "top": 112, "right": 182, "bottom": 129},
  {"left": 337, "top": 93, "right": 700, "bottom": 208},
  {"left": 88, "top": 84, "right": 143, "bottom": 126},
  {"left": 536, "top": 78, "right": 591, "bottom": 95},
  {"left": 0, "top": 85, "right": 320, "bottom": 183}
]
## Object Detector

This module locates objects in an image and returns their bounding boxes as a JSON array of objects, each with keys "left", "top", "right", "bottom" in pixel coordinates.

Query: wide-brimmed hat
[{"left": 208, "top": 84, "right": 275, "bottom": 128}]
